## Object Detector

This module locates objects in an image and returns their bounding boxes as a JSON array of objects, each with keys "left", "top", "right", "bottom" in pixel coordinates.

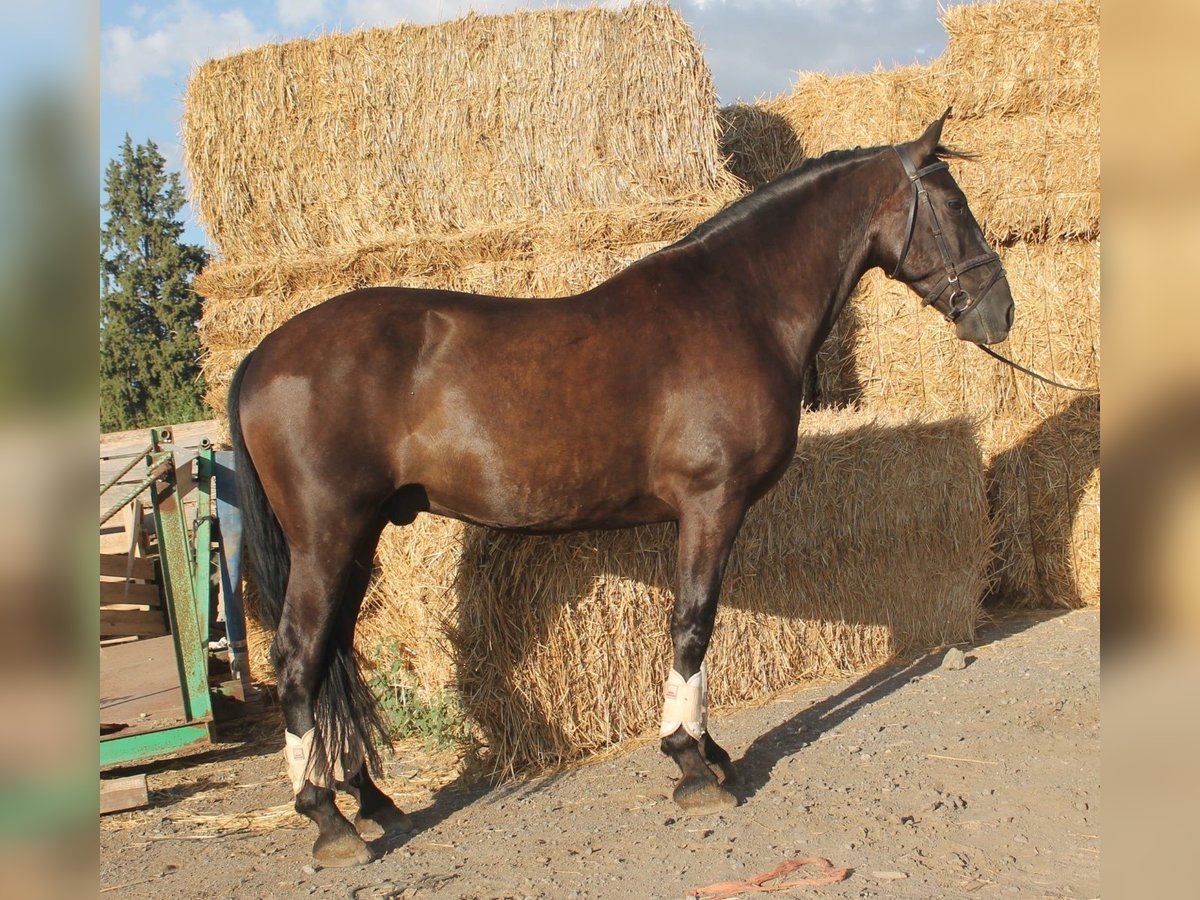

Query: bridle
[
  {"left": 888, "top": 144, "right": 1007, "bottom": 323},
  {"left": 888, "top": 144, "right": 1094, "bottom": 393}
]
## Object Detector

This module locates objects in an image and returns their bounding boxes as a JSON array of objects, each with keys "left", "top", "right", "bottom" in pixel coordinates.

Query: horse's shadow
[{"left": 984, "top": 392, "right": 1100, "bottom": 608}]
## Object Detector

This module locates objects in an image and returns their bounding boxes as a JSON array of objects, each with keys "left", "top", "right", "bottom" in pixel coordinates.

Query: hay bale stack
[
  {"left": 351, "top": 408, "right": 990, "bottom": 775},
  {"left": 721, "top": 0, "right": 1100, "bottom": 608},
  {"left": 940, "top": 0, "right": 1100, "bottom": 118},
  {"left": 183, "top": 4, "right": 739, "bottom": 261},
  {"left": 728, "top": 0, "right": 1099, "bottom": 243}
]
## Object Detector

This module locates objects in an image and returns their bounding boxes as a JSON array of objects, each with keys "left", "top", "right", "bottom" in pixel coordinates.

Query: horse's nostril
[{"left": 1005, "top": 302, "right": 1014, "bottom": 331}]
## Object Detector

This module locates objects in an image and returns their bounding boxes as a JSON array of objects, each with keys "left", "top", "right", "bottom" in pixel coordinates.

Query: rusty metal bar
[
  {"left": 99, "top": 459, "right": 173, "bottom": 527},
  {"left": 99, "top": 442, "right": 154, "bottom": 496}
]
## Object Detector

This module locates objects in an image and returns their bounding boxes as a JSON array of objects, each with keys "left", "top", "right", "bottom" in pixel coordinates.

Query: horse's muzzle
[{"left": 954, "top": 274, "right": 1014, "bottom": 345}]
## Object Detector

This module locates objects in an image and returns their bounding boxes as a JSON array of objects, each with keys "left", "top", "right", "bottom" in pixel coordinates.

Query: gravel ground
[{"left": 101, "top": 608, "right": 1099, "bottom": 899}]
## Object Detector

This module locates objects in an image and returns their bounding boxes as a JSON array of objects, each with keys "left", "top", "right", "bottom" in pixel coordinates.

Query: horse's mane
[{"left": 672, "top": 141, "right": 974, "bottom": 248}]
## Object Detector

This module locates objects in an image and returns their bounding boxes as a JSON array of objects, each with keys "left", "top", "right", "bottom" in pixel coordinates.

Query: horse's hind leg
[
  {"left": 275, "top": 527, "right": 384, "bottom": 867},
  {"left": 661, "top": 490, "right": 745, "bottom": 814},
  {"left": 334, "top": 536, "right": 413, "bottom": 840}
]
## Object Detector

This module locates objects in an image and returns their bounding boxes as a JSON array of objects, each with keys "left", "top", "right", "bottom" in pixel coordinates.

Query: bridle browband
[{"left": 888, "top": 145, "right": 1007, "bottom": 323}]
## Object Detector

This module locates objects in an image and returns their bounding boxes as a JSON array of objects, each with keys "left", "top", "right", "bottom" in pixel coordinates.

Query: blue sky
[{"left": 100, "top": 1, "right": 971, "bottom": 250}]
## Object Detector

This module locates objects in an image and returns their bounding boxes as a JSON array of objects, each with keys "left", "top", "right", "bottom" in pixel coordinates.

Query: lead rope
[
  {"left": 975, "top": 343, "right": 1097, "bottom": 393},
  {"left": 688, "top": 856, "right": 851, "bottom": 900}
]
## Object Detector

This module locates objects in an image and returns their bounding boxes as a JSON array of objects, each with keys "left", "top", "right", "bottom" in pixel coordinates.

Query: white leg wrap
[
  {"left": 284, "top": 729, "right": 345, "bottom": 794},
  {"left": 660, "top": 663, "right": 707, "bottom": 741}
]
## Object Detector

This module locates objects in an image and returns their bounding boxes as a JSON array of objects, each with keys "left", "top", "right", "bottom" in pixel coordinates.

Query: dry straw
[
  {"left": 984, "top": 396, "right": 1099, "bottom": 609},
  {"left": 760, "top": 82, "right": 1097, "bottom": 243},
  {"left": 183, "top": 4, "right": 740, "bottom": 261},
  {"left": 940, "top": 0, "right": 1100, "bottom": 119},
  {"left": 723, "top": 0, "right": 1099, "bottom": 241},
  {"left": 814, "top": 239, "right": 1099, "bottom": 609}
]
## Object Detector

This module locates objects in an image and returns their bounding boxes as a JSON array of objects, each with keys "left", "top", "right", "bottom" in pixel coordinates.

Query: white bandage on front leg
[
  {"left": 284, "top": 729, "right": 346, "bottom": 794},
  {"left": 660, "top": 663, "right": 708, "bottom": 741}
]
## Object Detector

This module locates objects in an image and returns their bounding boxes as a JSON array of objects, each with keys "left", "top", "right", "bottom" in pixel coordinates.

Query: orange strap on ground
[{"left": 688, "top": 856, "right": 851, "bottom": 900}]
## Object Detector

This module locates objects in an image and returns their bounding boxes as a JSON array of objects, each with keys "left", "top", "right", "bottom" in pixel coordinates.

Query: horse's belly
[
  {"left": 425, "top": 492, "right": 675, "bottom": 534},
  {"left": 414, "top": 447, "right": 671, "bottom": 532}
]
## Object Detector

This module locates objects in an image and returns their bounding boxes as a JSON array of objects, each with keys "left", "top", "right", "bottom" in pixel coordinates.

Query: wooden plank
[
  {"left": 100, "top": 554, "right": 156, "bottom": 580},
  {"left": 124, "top": 502, "right": 146, "bottom": 556},
  {"left": 100, "top": 609, "right": 167, "bottom": 639},
  {"left": 100, "top": 774, "right": 149, "bottom": 814},
  {"left": 100, "top": 581, "right": 161, "bottom": 607}
]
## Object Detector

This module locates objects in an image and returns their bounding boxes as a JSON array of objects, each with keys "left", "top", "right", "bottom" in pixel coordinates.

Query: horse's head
[{"left": 876, "top": 110, "right": 1014, "bottom": 345}]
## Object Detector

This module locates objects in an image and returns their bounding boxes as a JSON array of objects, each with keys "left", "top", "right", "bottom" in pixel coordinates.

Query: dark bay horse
[{"left": 229, "top": 112, "right": 1013, "bottom": 866}]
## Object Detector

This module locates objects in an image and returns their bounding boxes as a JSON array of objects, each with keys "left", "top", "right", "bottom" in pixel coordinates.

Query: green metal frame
[{"left": 100, "top": 429, "right": 217, "bottom": 767}]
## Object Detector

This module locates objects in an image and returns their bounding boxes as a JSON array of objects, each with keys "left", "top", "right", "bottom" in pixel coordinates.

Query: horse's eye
[{"left": 947, "top": 198, "right": 965, "bottom": 212}]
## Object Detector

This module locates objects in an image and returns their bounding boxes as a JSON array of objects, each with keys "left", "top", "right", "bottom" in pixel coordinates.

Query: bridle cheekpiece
[{"left": 888, "top": 145, "right": 1007, "bottom": 323}]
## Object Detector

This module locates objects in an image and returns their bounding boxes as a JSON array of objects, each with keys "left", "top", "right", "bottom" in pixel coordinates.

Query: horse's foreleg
[
  {"left": 275, "top": 552, "right": 373, "bottom": 867},
  {"left": 661, "top": 491, "right": 745, "bottom": 814}
]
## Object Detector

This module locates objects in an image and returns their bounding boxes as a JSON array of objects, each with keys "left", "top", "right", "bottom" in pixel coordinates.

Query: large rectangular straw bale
[
  {"left": 722, "top": 0, "right": 1099, "bottom": 240},
  {"left": 940, "top": 0, "right": 1100, "bottom": 118},
  {"left": 346, "top": 408, "right": 990, "bottom": 775},
  {"left": 182, "top": 4, "right": 739, "bottom": 261},
  {"left": 983, "top": 395, "right": 1100, "bottom": 609},
  {"left": 761, "top": 77, "right": 1097, "bottom": 243},
  {"left": 194, "top": 201, "right": 726, "bottom": 414}
]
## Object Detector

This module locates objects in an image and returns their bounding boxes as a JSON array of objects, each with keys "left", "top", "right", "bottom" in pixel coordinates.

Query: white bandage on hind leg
[
  {"left": 660, "top": 663, "right": 708, "bottom": 740},
  {"left": 284, "top": 729, "right": 346, "bottom": 794},
  {"left": 285, "top": 729, "right": 317, "bottom": 794}
]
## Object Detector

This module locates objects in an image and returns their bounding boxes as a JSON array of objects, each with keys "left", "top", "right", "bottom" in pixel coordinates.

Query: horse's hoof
[
  {"left": 707, "top": 759, "right": 738, "bottom": 787},
  {"left": 673, "top": 780, "right": 738, "bottom": 815},
  {"left": 313, "top": 831, "right": 374, "bottom": 867},
  {"left": 354, "top": 805, "right": 414, "bottom": 840}
]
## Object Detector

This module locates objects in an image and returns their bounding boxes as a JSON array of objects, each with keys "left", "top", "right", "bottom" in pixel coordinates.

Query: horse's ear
[{"left": 913, "top": 107, "right": 952, "bottom": 159}]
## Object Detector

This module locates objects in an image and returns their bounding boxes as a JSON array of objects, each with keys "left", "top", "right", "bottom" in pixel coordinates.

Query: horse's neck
[{"left": 710, "top": 160, "right": 881, "bottom": 381}]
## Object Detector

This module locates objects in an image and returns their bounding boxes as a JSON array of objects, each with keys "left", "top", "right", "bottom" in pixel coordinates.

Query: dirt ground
[{"left": 100, "top": 608, "right": 1099, "bottom": 899}]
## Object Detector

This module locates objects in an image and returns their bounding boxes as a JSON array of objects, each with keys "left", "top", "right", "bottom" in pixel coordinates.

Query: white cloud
[
  {"left": 100, "top": 1, "right": 271, "bottom": 100},
  {"left": 277, "top": 0, "right": 328, "bottom": 27}
]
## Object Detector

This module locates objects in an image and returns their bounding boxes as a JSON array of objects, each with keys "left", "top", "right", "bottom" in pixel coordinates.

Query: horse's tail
[
  {"left": 228, "top": 351, "right": 386, "bottom": 780},
  {"left": 228, "top": 351, "right": 290, "bottom": 631}
]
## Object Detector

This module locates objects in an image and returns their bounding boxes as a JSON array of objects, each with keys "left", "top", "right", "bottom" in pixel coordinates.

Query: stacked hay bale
[
  {"left": 186, "top": 4, "right": 993, "bottom": 774},
  {"left": 724, "top": 0, "right": 1100, "bottom": 608}
]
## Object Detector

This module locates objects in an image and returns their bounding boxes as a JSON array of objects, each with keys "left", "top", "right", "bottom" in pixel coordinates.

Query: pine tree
[{"left": 100, "top": 135, "right": 208, "bottom": 432}]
